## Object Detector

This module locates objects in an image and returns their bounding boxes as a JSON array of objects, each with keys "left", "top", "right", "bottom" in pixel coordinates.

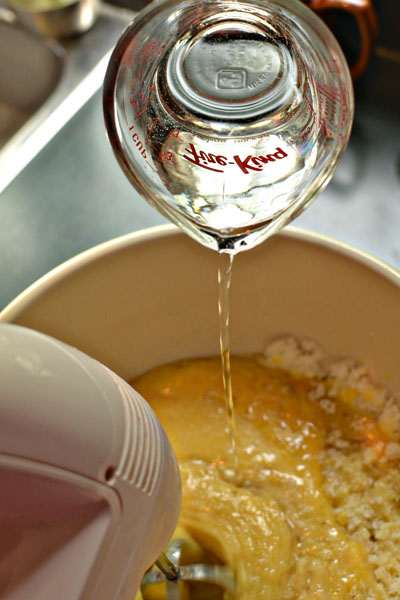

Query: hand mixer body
[{"left": 0, "top": 324, "right": 181, "bottom": 599}]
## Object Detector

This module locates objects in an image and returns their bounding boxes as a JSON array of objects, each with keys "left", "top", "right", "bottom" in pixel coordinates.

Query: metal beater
[{"left": 143, "top": 538, "right": 236, "bottom": 600}]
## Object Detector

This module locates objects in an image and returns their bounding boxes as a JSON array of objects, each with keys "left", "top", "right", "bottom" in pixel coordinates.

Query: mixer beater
[{"left": 143, "top": 534, "right": 236, "bottom": 600}]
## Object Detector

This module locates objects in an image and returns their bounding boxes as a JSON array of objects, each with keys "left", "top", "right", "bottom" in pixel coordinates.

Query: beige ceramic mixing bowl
[{"left": 1, "top": 225, "right": 399, "bottom": 393}]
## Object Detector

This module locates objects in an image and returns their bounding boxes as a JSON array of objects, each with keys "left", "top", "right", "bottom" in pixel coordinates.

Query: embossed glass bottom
[{"left": 164, "top": 17, "right": 298, "bottom": 121}]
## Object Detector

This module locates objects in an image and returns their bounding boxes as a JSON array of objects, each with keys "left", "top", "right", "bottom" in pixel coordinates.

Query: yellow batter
[{"left": 132, "top": 355, "right": 398, "bottom": 599}]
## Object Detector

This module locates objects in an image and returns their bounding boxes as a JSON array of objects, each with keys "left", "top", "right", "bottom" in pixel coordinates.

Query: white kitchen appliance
[{"left": 0, "top": 324, "right": 182, "bottom": 599}]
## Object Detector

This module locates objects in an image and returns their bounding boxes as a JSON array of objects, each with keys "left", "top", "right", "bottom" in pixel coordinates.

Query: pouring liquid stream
[{"left": 218, "top": 250, "right": 237, "bottom": 455}]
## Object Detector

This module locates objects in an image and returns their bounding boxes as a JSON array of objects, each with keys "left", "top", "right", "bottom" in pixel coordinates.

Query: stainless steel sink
[
  {"left": 0, "top": 2, "right": 135, "bottom": 194},
  {"left": 0, "top": 20, "right": 64, "bottom": 148}
]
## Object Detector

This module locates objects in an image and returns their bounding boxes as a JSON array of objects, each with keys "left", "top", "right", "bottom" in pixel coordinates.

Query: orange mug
[{"left": 304, "top": 0, "right": 378, "bottom": 79}]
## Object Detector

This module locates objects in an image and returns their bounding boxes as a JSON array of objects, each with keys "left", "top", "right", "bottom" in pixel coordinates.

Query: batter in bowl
[{"left": 132, "top": 338, "right": 400, "bottom": 599}]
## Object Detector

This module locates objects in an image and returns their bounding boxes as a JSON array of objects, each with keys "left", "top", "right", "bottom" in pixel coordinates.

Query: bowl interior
[{"left": 1, "top": 226, "right": 399, "bottom": 393}]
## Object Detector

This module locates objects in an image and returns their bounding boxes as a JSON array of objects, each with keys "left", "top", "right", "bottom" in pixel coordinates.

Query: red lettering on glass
[{"left": 182, "top": 144, "right": 225, "bottom": 173}]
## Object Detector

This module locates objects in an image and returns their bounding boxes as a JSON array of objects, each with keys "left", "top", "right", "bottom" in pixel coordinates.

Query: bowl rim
[{"left": 1, "top": 224, "right": 399, "bottom": 323}]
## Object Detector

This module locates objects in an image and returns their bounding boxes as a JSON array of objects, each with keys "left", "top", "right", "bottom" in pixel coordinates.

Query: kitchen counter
[{"left": 0, "top": 3, "right": 399, "bottom": 310}]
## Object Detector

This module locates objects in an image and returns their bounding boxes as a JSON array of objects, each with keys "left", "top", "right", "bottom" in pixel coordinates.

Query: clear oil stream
[{"left": 217, "top": 251, "right": 237, "bottom": 454}]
